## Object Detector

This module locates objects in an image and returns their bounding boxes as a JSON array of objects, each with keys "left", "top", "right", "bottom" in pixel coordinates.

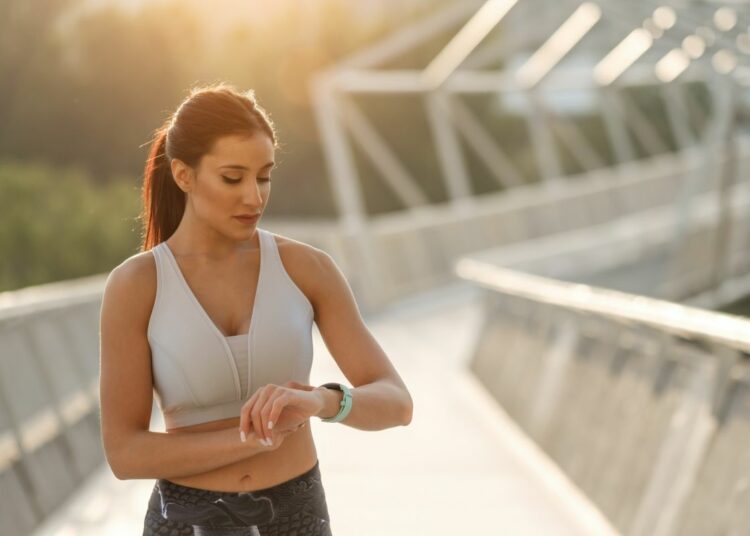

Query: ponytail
[{"left": 139, "top": 123, "right": 185, "bottom": 251}]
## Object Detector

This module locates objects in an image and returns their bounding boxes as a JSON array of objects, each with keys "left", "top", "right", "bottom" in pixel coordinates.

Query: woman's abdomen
[{"left": 165, "top": 417, "right": 318, "bottom": 493}]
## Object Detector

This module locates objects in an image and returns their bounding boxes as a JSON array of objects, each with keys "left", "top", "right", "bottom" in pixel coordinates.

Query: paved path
[{"left": 33, "top": 281, "right": 620, "bottom": 535}]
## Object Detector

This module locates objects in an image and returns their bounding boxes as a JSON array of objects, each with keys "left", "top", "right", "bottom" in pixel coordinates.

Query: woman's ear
[{"left": 170, "top": 158, "right": 193, "bottom": 193}]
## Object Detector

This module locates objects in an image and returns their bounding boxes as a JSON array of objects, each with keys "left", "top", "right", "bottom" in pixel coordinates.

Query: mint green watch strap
[{"left": 320, "top": 382, "right": 353, "bottom": 423}]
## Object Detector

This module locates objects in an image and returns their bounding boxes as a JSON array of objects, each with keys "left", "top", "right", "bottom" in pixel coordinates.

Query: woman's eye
[{"left": 222, "top": 176, "right": 271, "bottom": 184}]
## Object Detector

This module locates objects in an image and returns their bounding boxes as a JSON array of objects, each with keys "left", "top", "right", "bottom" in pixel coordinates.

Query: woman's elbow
[
  {"left": 105, "top": 448, "right": 130, "bottom": 480},
  {"left": 401, "top": 392, "right": 414, "bottom": 426},
  {"left": 102, "top": 436, "right": 136, "bottom": 480}
]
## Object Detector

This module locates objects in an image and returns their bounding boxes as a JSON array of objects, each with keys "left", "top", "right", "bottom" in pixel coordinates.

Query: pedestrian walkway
[{"left": 32, "top": 281, "right": 619, "bottom": 535}]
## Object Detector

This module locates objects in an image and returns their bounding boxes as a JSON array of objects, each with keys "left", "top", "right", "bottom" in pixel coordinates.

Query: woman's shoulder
[
  {"left": 265, "top": 230, "right": 342, "bottom": 303},
  {"left": 109, "top": 247, "right": 157, "bottom": 285},
  {"left": 266, "top": 230, "right": 338, "bottom": 271},
  {"left": 102, "top": 248, "right": 157, "bottom": 320}
]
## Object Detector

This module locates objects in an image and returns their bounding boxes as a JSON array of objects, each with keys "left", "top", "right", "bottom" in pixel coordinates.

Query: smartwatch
[{"left": 319, "top": 382, "right": 353, "bottom": 423}]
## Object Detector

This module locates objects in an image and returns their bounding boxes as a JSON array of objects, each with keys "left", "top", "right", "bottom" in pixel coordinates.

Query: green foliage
[
  {"left": 0, "top": 158, "right": 141, "bottom": 292},
  {"left": 0, "top": 0, "right": 446, "bottom": 290}
]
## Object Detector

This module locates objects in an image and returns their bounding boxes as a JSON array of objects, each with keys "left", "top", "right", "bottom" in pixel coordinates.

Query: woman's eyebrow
[{"left": 219, "top": 162, "right": 275, "bottom": 170}]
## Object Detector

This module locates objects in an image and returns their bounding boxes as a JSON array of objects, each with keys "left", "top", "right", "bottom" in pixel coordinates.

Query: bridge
[{"left": 3, "top": 0, "right": 750, "bottom": 534}]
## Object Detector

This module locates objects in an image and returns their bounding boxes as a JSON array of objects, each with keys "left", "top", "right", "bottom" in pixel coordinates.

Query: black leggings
[{"left": 142, "top": 460, "right": 332, "bottom": 535}]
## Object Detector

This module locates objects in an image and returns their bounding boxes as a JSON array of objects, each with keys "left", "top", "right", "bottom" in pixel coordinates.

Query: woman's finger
[
  {"left": 239, "top": 387, "right": 263, "bottom": 440},
  {"left": 251, "top": 386, "right": 275, "bottom": 444},
  {"left": 265, "top": 392, "right": 292, "bottom": 435},
  {"left": 258, "top": 389, "right": 285, "bottom": 440}
]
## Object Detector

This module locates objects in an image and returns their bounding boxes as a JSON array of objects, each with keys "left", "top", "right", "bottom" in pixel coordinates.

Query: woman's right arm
[
  {"left": 112, "top": 427, "right": 267, "bottom": 480},
  {"left": 98, "top": 254, "right": 278, "bottom": 480}
]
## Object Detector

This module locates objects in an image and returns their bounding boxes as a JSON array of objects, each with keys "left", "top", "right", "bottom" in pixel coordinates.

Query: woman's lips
[{"left": 234, "top": 214, "right": 260, "bottom": 224}]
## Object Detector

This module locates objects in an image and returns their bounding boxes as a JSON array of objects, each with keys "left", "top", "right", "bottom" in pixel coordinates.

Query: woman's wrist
[{"left": 314, "top": 385, "right": 343, "bottom": 419}]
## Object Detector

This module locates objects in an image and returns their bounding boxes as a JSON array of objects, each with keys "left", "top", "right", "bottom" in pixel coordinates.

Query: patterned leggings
[{"left": 142, "top": 460, "right": 332, "bottom": 535}]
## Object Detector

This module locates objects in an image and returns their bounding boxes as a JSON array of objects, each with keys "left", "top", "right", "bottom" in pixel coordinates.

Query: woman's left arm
[
  {"left": 239, "top": 245, "right": 413, "bottom": 444},
  {"left": 307, "top": 247, "right": 413, "bottom": 431}
]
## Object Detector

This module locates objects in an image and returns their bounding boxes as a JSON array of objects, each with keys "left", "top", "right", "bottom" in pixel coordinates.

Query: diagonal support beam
[
  {"left": 598, "top": 87, "right": 637, "bottom": 164},
  {"left": 525, "top": 90, "right": 565, "bottom": 182},
  {"left": 448, "top": 96, "right": 526, "bottom": 187},
  {"left": 516, "top": 2, "right": 602, "bottom": 88},
  {"left": 681, "top": 81, "right": 709, "bottom": 139},
  {"left": 422, "top": 0, "right": 521, "bottom": 89},
  {"left": 614, "top": 91, "right": 671, "bottom": 156},
  {"left": 547, "top": 108, "right": 608, "bottom": 171},
  {"left": 661, "top": 81, "right": 697, "bottom": 150},
  {"left": 424, "top": 91, "right": 474, "bottom": 202},
  {"left": 336, "top": 0, "right": 486, "bottom": 70},
  {"left": 339, "top": 96, "right": 431, "bottom": 208}
]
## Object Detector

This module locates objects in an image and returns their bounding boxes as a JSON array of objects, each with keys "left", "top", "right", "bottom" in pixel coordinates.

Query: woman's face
[{"left": 174, "top": 132, "right": 275, "bottom": 240}]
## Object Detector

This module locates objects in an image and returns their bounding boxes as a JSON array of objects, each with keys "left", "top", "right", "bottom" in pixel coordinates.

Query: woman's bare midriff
[{"left": 164, "top": 415, "right": 318, "bottom": 493}]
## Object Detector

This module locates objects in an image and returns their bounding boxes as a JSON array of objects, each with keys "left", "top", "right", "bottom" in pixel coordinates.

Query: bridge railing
[
  {"left": 455, "top": 257, "right": 750, "bottom": 536},
  {"left": 0, "top": 275, "right": 105, "bottom": 536}
]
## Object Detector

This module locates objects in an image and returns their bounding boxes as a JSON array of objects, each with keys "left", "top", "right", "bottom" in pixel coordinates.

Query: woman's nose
[{"left": 242, "top": 182, "right": 263, "bottom": 206}]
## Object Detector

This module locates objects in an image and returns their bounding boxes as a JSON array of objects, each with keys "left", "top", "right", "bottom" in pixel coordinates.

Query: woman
[{"left": 98, "top": 83, "right": 413, "bottom": 535}]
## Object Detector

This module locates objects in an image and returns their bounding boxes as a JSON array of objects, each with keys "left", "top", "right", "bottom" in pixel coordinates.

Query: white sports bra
[{"left": 147, "top": 227, "right": 314, "bottom": 429}]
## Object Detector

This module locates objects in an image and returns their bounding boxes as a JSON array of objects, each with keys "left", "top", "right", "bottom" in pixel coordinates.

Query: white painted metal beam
[
  {"left": 421, "top": 0, "right": 521, "bottom": 89},
  {"left": 448, "top": 96, "right": 527, "bottom": 188},
  {"left": 331, "top": 66, "right": 704, "bottom": 94},
  {"left": 424, "top": 91, "right": 474, "bottom": 203},
  {"left": 548, "top": 110, "right": 608, "bottom": 171},
  {"left": 310, "top": 75, "right": 388, "bottom": 308},
  {"left": 334, "top": 0, "right": 486, "bottom": 71},
  {"left": 338, "top": 96, "right": 431, "bottom": 208},
  {"left": 598, "top": 87, "right": 637, "bottom": 164}
]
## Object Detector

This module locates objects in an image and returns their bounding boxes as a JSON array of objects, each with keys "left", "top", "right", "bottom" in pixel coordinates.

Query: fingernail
[
  {"left": 268, "top": 421, "right": 273, "bottom": 430},
  {"left": 240, "top": 430, "right": 246, "bottom": 443}
]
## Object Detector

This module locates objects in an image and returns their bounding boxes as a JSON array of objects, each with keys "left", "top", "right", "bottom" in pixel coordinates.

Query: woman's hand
[
  {"left": 238, "top": 424, "right": 297, "bottom": 452},
  {"left": 239, "top": 380, "right": 322, "bottom": 446}
]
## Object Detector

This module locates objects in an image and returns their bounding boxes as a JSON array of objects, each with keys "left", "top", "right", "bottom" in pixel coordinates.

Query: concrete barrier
[
  {"left": 456, "top": 259, "right": 750, "bottom": 536},
  {"left": 0, "top": 275, "right": 105, "bottom": 535}
]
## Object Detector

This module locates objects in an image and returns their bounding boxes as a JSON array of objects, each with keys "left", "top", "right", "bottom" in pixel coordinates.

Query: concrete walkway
[{"left": 33, "top": 281, "right": 620, "bottom": 535}]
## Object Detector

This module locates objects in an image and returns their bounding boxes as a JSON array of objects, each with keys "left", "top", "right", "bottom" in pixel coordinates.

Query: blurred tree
[
  {"left": 62, "top": 3, "right": 206, "bottom": 179},
  {"left": 0, "top": 158, "right": 141, "bottom": 291},
  {"left": 0, "top": 0, "right": 76, "bottom": 164},
  {"left": 0, "top": 0, "right": 459, "bottom": 290}
]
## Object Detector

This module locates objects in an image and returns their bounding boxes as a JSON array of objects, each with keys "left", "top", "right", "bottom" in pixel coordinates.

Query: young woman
[{"left": 98, "top": 83, "right": 413, "bottom": 535}]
